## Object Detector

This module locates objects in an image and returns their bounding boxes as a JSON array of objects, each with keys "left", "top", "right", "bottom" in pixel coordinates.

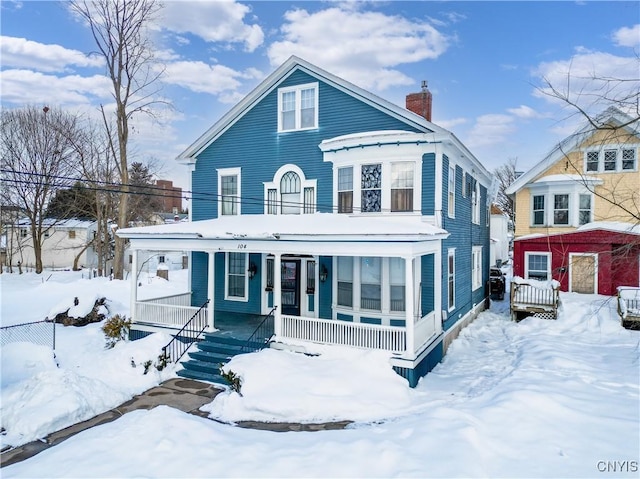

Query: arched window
[
  {"left": 280, "top": 171, "right": 301, "bottom": 215},
  {"left": 264, "top": 165, "right": 316, "bottom": 215}
]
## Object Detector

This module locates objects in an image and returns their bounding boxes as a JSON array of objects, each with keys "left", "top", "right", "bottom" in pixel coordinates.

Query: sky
[
  {"left": 1, "top": 1, "right": 639, "bottom": 199},
  {"left": 1, "top": 268, "right": 639, "bottom": 477}
]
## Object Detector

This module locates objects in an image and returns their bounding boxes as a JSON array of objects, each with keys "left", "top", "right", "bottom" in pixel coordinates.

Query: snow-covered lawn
[{"left": 1, "top": 270, "right": 639, "bottom": 478}]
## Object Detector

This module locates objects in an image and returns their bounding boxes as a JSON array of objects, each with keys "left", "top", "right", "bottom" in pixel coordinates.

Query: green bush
[
  {"left": 220, "top": 367, "right": 242, "bottom": 395},
  {"left": 101, "top": 314, "right": 131, "bottom": 349}
]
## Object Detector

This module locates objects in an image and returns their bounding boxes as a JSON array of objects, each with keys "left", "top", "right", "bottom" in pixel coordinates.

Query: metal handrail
[
  {"left": 241, "top": 306, "right": 277, "bottom": 353},
  {"left": 161, "top": 299, "right": 210, "bottom": 364}
]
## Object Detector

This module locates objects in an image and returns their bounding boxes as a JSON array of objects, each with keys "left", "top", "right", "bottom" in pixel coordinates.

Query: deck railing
[
  {"left": 138, "top": 292, "right": 191, "bottom": 307},
  {"left": 510, "top": 280, "right": 560, "bottom": 321},
  {"left": 617, "top": 287, "right": 640, "bottom": 329},
  {"left": 135, "top": 301, "right": 208, "bottom": 328},
  {"left": 281, "top": 315, "right": 406, "bottom": 354}
]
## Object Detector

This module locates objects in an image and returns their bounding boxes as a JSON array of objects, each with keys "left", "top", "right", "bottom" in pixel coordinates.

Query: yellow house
[{"left": 507, "top": 107, "right": 639, "bottom": 238}]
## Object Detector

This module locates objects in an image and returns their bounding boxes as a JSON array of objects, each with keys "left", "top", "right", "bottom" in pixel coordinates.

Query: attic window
[{"left": 278, "top": 83, "right": 318, "bottom": 132}]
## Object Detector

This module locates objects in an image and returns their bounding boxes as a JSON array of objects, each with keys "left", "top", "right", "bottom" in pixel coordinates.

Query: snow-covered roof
[
  {"left": 13, "top": 218, "right": 96, "bottom": 229},
  {"left": 117, "top": 213, "right": 448, "bottom": 242},
  {"left": 530, "top": 174, "right": 602, "bottom": 185},
  {"left": 576, "top": 221, "right": 640, "bottom": 235}
]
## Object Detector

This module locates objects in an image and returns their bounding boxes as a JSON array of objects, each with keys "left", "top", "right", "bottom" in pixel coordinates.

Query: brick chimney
[{"left": 406, "top": 80, "right": 432, "bottom": 122}]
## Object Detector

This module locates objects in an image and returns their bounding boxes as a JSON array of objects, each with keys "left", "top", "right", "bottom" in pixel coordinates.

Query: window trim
[
  {"left": 578, "top": 193, "right": 592, "bottom": 225},
  {"left": 448, "top": 248, "right": 456, "bottom": 312},
  {"left": 472, "top": 246, "right": 483, "bottom": 291},
  {"left": 583, "top": 146, "right": 638, "bottom": 173},
  {"left": 264, "top": 164, "right": 316, "bottom": 215},
  {"left": 277, "top": 82, "right": 319, "bottom": 132},
  {"left": 225, "top": 252, "right": 249, "bottom": 302},
  {"left": 337, "top": 166, "right": 354, "bottom": 214},
  {"left": 524, "top": 252, "right": 551, "bottom": 281},
  {"left": 472, "top": 180, "right": 480, "bottom": 224},
  {"left": 390, "top": 161, "right": 414, "bottom": 213},
  {"left": 448, "top": 165, "right": 455, "bottom": 218},
  {"left": 532, "top": 194, "right": 545, "bottom": 226},
  {"left": 217, "top": 167, "right": 241, "bottom": 217},
  {"left": 553, "top": 193, "right": 569, "bottom": 226}
]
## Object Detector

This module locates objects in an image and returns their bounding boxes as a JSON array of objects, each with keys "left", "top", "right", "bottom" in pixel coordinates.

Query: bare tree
[
  {"left": 494, "top": 157, "right": 519, "bottom": 223},
  {"left": 0, "top": 106, "right": 81, "bottom": 273},
  {"left": 70, "top": 0, "right": 164, "bottom": 279}
]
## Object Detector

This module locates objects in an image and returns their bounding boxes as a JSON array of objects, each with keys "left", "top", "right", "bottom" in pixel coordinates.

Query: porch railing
[
  {"left": 160, "top": 300, "right": 210, "bottom": 364},
  {"left": 281, "top": 315, "right": 406, "bottom": 354},
  {"left": 138, "top": 292, "right": 191, "bottom": 307},
  {"left": 241, "top": 306, "right": 277, "bottom": 353},
  {"left": 134, "top": 301, "right": 208, "bottom": 328}
]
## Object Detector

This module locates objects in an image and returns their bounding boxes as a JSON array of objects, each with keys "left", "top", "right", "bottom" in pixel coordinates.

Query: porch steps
[{"left": 177, "top": 334, "right": 269, "bottom": 386}]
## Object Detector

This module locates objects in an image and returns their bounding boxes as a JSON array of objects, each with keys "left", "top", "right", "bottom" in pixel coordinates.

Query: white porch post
[
  {"left": 434, "top": 248, "right": 443, "bottom": 334},
  {"left": 130, "top": 249, "right": 138, "bottom": 322},
  {"left": 207, "top": 251, "right": 215, "bottom": 330},
  {"left": 404, "top": 256, "right": 415, "bottom": 358},
  {"left": 273, "top": 253, "right": 282, "bottom": 336}
]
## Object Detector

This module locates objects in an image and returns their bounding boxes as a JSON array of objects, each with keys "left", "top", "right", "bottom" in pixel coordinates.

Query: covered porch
[{"left": 118, "top": 213, "right": 449, "bottom": 364}]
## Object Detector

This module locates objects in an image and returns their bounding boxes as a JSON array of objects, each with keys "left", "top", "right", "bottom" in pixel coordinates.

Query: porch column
[
  {"left": 207, "top": 251, "right": 215, "bottom": 330},
  {"left": 434, "top": 248, "right": 443, "bottom": 334},
  {"left": 404, "top": 256, "right": 415, "bottom": 358},
  {"left": 273, "top": 253, "right": 282, "bottom": 337},
  {"left": 130, "top": 249, "right": 138, "bottom": 322}
]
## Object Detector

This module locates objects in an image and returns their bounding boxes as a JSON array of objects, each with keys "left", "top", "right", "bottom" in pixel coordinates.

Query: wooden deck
[
  {"left": 510, "top": 281, "right": 560, "bottom": 322},
  {"left": 617, "top": 287, "right": 640, "bottom": 331}
]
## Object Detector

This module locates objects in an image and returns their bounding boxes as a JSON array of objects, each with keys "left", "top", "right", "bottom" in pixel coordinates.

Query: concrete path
[{"left": 1, "top": 378, "right": 350, "bottom": 468}]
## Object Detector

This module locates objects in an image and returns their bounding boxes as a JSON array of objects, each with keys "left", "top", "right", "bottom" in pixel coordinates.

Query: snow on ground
[{"left": 1, "top": 269, "right": 639, "bottom": 478}]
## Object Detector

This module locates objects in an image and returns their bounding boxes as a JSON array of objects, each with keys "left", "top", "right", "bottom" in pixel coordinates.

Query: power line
[{"left": 1, "top": 168, "right": 425, "bottom": 214}]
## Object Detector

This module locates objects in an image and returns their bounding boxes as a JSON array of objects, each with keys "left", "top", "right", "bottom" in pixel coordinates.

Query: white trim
[
  {"left": 569, "top": 252, "right": 598, "bottom": 294},
  {"left": 472, "top": 246, "right": 482, "bottom": 291},
  {"left": 277, "top": 82, "right": 319, "bottom": 132},
  {"left": 224, "top": 252, "right": 249, "bottom": 302},
  {"left": 217, "top": 167, "right": 241, "bottom": 217},
  {"left": 263, "top": 164, "right": 317, "bottom": 214},
  {"left": 472, "top": 180, "right": 480, "bottom": 224},
  {"left": 524, "top": 251, "right": 551, "bottom": 281},
  {"left": 447, "top": 164, "right": 455, "bottom": 218},
  {"left": 447, "top": 248, "right": 456, "bottom": 312},
  {"left": 583, "top": 144, "right": 639, "bottom": 173}
]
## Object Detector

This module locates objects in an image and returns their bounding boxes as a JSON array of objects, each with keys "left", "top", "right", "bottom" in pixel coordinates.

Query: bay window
[
  {"left": 337, "top": 256, "right": 354, "bottom": 307},
  {"left": 361, "top": 164, "right": 382, "bottom": 213},
  {"left": 391, "top": 162, "right": 414, "bottom": 212},
  {"left": 360, "top": 257, "right": 381, "bottom": 311},
  {"left": 338, "top": 167, "right": 353, "bottom": 213},
  {"left": 553, "top": 194, "right": 569, "bottom": 225},
  {"left": 389, "top": 258, "right": 405, "bottom": 312}
]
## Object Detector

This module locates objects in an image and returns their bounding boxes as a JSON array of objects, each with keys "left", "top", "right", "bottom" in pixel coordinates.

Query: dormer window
[
  {"left": 584, "top": 147, "right": 637, "bottom": 172},
  {"left": 278, "top": 83, "right": 318, "bottom": 132}
]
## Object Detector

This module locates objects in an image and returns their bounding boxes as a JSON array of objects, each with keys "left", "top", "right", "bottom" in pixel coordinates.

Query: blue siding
[
  {"left": 421, "top": 254, "right": 435, "bottom": 315},
  {"left": 421, "top": 153, "right": 436, "bottom": 215},
  {"left": 360, "top": 316, "right": 382, "bottom": 325},
  {"left": 441, "top": 157, "right": 490, "bottom": 331},
  {"left": 337, "top": 312, "right": 353, "bottom": 322},
  {"left": 192, "top": 70, "right": 423, "bottom": 221},
  {"left": 390, "top": 319, "right": 406, "bottom": 327}
]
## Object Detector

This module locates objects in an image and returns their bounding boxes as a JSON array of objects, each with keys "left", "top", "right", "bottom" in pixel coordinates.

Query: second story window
[
  {"left": 217, "top": 167, "right": 241, "bottom": 216},
  {"left": 278, "top": 83, "right": 318, "bottom": 132},
  {"left": 622, "top": 148, "right": 636, "bottom": 170},
  {"left": 361, "top": 164, "right": 382, "bottom": 213},
  {"left": 533, "top": 195, "right": 545, "bottom": 225},
  {"left": 472, "top": 181, "right": 481, "bottom": 224},
  {"left": 553, "top": 194, "right": 569, "bottom": 225},
  {"left": 448, "top": 166, "right": 455, "bottom": 218},
  {"left": 584, "top": 147, "right": 637, "bottom": 173},
  {"left": 579, "top": 194, "right": 592, "bottom": 225},
  {"left": 265, "top": 165, "right": 316, "bottom": 215},
  {"left": 391, "top": 162, "right": 414, "bottom": 212},
  {"left": 338, "top": 167, "right": 353, "bottom": 213}
]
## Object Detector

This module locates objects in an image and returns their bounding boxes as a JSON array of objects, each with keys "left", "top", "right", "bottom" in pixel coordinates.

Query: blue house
[{"left": 118, "top": 56, "right": 491, "bottom": 387}]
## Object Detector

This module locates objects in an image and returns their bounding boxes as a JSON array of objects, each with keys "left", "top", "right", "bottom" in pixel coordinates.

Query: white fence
[
  {"left": 281, "top": 315, "right": 407, "bottom": 354},
  {"left": 134, "top": 302, "right": 207, "bottom": 329}
]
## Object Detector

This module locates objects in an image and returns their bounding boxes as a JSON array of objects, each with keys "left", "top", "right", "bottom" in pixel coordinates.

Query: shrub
[
  {"left": 220, "top": 367, "right": 242, "bottom": 395},
  {"left": 102, "top": 314, "right": 131, "bottom": 349}
]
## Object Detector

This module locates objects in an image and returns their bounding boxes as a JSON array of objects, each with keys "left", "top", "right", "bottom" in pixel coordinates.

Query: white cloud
[
  {"left": 0, "top": 69, "right": 112, "bottom": 107},
  {"left": 507, "top": 105, "right": 544, "bottom": 119},
  {"left": 533, "top": 50, "right": 640, "bottom": 115},
  {"left": 466, "top": 114, "right": 516, "bottom": 148},
  {"left": 0, "top": 36, "right": 103, "bottom": 73},
  {"left": 162, "top": 61, "right": 264, "bottom": 96},
  {"left": 267, "top": 6, "right": 450, "bottom": 91},
  {"left": 612, "top": 24, "right": 640, "bottom": 48},
  {"left": 437, "top": 117, "right": 468, "bottom": 130},
  {"left": 158, "top": 1, "right": 264, "bottom": 52}
]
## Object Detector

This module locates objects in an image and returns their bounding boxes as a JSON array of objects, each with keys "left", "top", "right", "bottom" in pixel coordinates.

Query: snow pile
[
  {"left": 205, "top": 347, "right": 415, "bottom": 423},
  {"left": 512, "top": 275, "right": 560, "bottom": 290}
]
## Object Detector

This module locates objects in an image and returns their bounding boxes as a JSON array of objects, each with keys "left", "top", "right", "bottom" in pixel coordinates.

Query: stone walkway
[{"left": 0, "top": 378, "right": 350, "bottom": 468}]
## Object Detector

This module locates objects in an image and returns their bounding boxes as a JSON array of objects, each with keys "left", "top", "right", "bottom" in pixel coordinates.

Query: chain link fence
[{"left": 0, "top": 320, "right": 56, "bottom": 350}]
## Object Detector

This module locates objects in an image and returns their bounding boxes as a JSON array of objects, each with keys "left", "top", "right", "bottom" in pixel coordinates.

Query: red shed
[{"left": 513, "top": 224, "right": 640, "bottom": 295}]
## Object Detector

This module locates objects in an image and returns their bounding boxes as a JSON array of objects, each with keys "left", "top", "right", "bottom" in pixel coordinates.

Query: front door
[
  {"left": 570, "top": 254, "right": 597, "bottom": 294},
  {"left": 281, "top": 259, "right": 301, "bottom": 316}
]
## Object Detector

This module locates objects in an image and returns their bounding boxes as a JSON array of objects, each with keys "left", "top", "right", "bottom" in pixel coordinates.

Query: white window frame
[
  {"left": 448, "top": 165, "right": 455, "bottom": 218},
  {"left": 524, "top": 252, "right": 551, "bottom": 281},
  {"left": 472, "top": 246, "right": 483, "bottom": 291},
  {"left": 552, "top": 193, "right": 570, "bottom": 226},
  {"left": 390, "top": 161, "right": 414, "bottom": 213},
  {"left": 217, "top": 167, "right": 241, "bottom": 217},
  {"left": 337, "top": 166, "right": 354, "bottom": 214},
  {"left": 578, "top": 193, "right": 592, "bottom": 225},
  {"left": 264, "top": 164, "right": 316, "bottom": 215},
  {"left": 472, "top": 181, "right": 480, "bottom": 224},
  {"left": 532, "top": 194, "right": 545, "bottom": 226},
  {"left": 277, "top": 82, "right": 319, "bottom": 132},
  {"left": 225, "top": 252, "right": 249, "bottom": 302},
  {"left": 448, "top": 248, "right": 456, "bottom": 311},
  {"left": 583, "top": 146, "right": 638, "bottom": 173}
]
